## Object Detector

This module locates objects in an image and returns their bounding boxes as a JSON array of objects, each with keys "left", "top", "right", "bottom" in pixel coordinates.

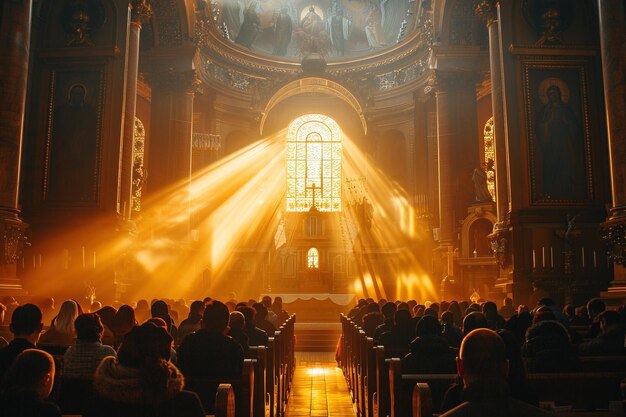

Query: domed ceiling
[{"left": 205, "top": 0, "right": 418, "bottom": 60}]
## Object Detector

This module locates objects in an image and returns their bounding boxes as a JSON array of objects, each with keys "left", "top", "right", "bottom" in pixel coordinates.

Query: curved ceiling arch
[{"left": 260, "top": 77, "right": 367, "bottom": 136}]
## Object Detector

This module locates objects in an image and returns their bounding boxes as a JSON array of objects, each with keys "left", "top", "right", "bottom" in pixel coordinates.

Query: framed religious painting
[
  {"left": 522, "top": 58, "right": 594, "bottom": 205},
  {"left": 43, "top": 65, "right": 105, "bottom": 207}
]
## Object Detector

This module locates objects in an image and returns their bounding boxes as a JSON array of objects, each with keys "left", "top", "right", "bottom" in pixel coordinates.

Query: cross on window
[{"left": 306, "top": 182, "right": 320, "bottom": 209}]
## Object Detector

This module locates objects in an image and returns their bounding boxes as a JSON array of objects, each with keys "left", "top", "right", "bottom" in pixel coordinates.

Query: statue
[
  {"left": 328, "top": 8, "right": 351, "bottom": 56},
  {"left": 364, "top": 5, "right": 385, "bottom": 48},
  {"left": 472, "top": 167, "right": 493, "bottom": 203}
]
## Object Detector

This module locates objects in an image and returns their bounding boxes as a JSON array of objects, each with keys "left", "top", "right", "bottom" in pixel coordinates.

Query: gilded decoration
[
  {"left": 522, "top": 0, "right": 573, "bottom": 46},
  {"left": 152, "top": 0, "right": 183, "bottom": 46},
  {"left": 131, "top": 0, "right": 153, "bottom": 25},
  {"left": 521, "top": 57, "right": 594, "bottom": 205},
  {"left": 474, "top": 0, "right": 497, "bottom": 27},
  {"left": 2, "top": 220, "right": 28, "bottom": 265},
  {"left": 61, "top": 0, "right": 106, "bottom": 47}
]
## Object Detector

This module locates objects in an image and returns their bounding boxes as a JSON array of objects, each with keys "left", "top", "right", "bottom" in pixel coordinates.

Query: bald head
[{"left": 458, "top": 328, "right": 508, "bottom": 384}]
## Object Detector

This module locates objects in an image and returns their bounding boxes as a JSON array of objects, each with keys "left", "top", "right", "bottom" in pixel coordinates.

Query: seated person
[
  {"left": 402, "top": 315, "right": 456, "bottom": 374},
  {"left": 85, "top": 322, "right": 204, "bottom": 417},
  {"left": 177, "top": 301, "right": 244, "bottom": 378},
  {"left": 228, "top": 311, "right": 249, "bottom": 355},
  {"left": 522, "top": 320, "right": 578, "bottom": 373},
  {"left": 578, "top": 310, "right": 626, "bottom": 356},
  {"left": 0, "top": 303, "right": 43, "bottom": 378},
  {"left": 177, "top": 300, "right": 205, "bottom": 345},
  {"left": 441, "top": 311, "right": 463, "bottom": 348},
  {"left": 373, "top": 302, "right": 397, "bottom": 343},
  {"left": 64, "top": 313, "right": 117, "bottom": 378},
  {"left": 379, "top": 309, "right": 414, "bottom": 350},
  {"left": 441, "top": 329, "right": 552, "bottom": 417},
  {"left": 1, "top": 349, "right": 61, "bottom": 417},
  {"left": 39, "top": 300, "right": 78, "bottom": 346},
  {"left": 252, "top": 303, "right": 276, "bottom": 336},
  {"left": 238, "top": 306, "right": 268, "bottom": 346}
]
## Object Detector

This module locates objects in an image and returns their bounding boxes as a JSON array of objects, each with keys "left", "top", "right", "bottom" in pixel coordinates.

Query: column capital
[
  {"left": 474, "top": 0, "right": 497, "bottom": 27},
  {"left": 148, "top": 69, "right": 200, "bottom": 93},
  {"left": 130, "top": 0, "right": 153, "bottom": 25},
  {"left": 424, "top": 70, "right": 480, "bottom": 95}
]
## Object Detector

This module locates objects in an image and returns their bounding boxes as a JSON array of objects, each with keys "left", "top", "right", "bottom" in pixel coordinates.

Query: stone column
[
  {"left": 475, "top": 0, "right": 509, "bottom": 231},
  {"left": 0, "top": 0, "right": 31, "bottom": 285},
  {"left": 119, "top": 0, "right": 152, "bottom": 220},
  {"left": 598, "top": 0, "right": 626, "bottom": 290},
  {"left": 148, "top": 69, "right": 198, "bottom": 194}
]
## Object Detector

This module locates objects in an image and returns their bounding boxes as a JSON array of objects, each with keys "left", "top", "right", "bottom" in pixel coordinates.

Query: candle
[
  {"left": 581, "top": 247, "right": 585, "bottom": 268},
  {"left": 532, "top": 250, "right": 536, "bottom": 269},
  {"left": 93, "top": 252, "right": 97, "bottom": 269},
  {"left": 593, "top": 250, "right": 597, "bottom": 268},
  {"left": 82, "top": 246, "right": 86, "bottom": 268},
  {"left": 550, "top": 247, "right": 554, "bottom": 269},
  {"left": 542, "top": 247, "right": 545, "bottom": 269}
]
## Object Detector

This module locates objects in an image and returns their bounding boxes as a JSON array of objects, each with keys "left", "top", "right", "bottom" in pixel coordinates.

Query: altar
[{"left": 264, "top": 293, "right": 356, "bottom": 322}]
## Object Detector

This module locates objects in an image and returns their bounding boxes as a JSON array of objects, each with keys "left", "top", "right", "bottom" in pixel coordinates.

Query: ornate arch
[{"left": 260, "top": 77, "right": 367, "bottom": 135}]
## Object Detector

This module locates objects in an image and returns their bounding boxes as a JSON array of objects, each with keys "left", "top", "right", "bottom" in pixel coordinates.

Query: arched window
[
  {"left": 287, "top": 114, "right": 342, "bottom": 212},
  {"left": 483, "top": 117, "right": 496, "bottom": 201},
  {"left": 307, "top": 247, "right": 319, "bottom": 269},
  {"left": 131, "top": 117, "right": 146, "bottom": 213}
]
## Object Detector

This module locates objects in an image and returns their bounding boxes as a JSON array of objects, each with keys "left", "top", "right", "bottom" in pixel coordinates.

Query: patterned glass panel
[
  {"left": 483, "top": 117, "right": 496, "bottom": 201},
  {"left": 286, "top": 114, "right": 342, "bottom": 212},
  {"left": 307, "top": 247, "right": 319, "bottom": 269}
]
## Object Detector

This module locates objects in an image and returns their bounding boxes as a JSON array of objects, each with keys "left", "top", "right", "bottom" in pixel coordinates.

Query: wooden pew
[
  {"left": 185, "top": 359, "right": 255, "bottom": 417},
  {"left": 577, "top": 356, "right": 626, "bottom": 372},
  {"left": 246, "top": 346, "right": 269, "bottom": 417}
]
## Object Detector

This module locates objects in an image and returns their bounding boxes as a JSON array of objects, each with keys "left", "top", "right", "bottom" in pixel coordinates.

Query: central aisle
[{"left": 285, "top": 352, "right": 356, "bottom": 417}]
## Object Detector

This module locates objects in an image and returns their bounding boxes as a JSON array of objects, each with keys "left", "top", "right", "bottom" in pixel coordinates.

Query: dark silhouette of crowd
[{"left": 0, "top": 295, "right": 291, "bottom": 416}]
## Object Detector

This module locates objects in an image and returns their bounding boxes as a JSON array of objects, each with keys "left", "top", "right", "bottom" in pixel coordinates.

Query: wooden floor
[{"left": 286, "top": 352, "right": 356, "bottom": 417}]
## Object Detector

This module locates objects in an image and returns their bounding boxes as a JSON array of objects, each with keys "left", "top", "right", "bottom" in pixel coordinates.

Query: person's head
[
  {"left": 95, "top": 306, "right": 116, "bottom": 329},
  {"left": 226, "top": 301, "right": 237, "bottom": 313},
  {"left": 90, "top": 301, "right": 102, "bottom": 313},
  {"left": 202, "top": 300, "right": 230, "bottom": 334},
  {"left": 10, "top": 303, "right": 43, "bottom": 341},
  {"left": 563, "top": 304, "right": 575, "bottom": 318},
  {"left": 237, "top": 306, "right": 256, "bottom": 327},
  {"left": 457, "top": 329, "right": 508, "bottom": 385},
  {"left": 366, "top": 302, "right": 380, "bottom": 314},
  {"left": 229, "top": 311, "right": 246, "bottom": 332},
  {"left": 415, "top": 315, "right": 440, "bottom": 337},
  {"left": 5, "top": 349, "right": 55, "bottom": 398},
  {"left": 538, "top": 298, "right": 555, "bottom": 308},
  {"left": 587, "top": 298, "right": 605, "bottom": 320},
  {"left": 441, "top": 311, "right": 454, "bottom": 326},
  {"left": 482, "top": 301, "right": 497, "bottom": 316},
  {"left": 394, "top": 309, "right": 411, "bottom": 326},
  {"left": 381, "top": 302, "right": 397, "bottom": 320},
  {"left": 598, "top": 310, "right": 623, "bottom": 331},
  {"left": 462, "top": 311, "right": 488, "bottom": 336},
  {"left": 253, "top": 302, "right": 268, "bottom": 320},
  {"left": 262, "top": 296, "right": 272, "bottom": 308},
  {"left": 136, "top": 299, "right": 149, "bottom": 311},
  {"left": 53, "top": 300, "right": 79, "bottom": 335},
  {"left": 503, "top": 297, "right": 513, "bottom": 307},
  {"left": 189, "top": 300, "right": 205, "bottom": 317},
  {"left": 532, "top": 306, "right": 556, "bottom": 324},
  {"left": 40, "top": 297, "right": 54, "bottom": 311},
  {"left": 118, "top": 322, "right": 173, "bottom": 367},
  {"left": 74, "top": 313, "right": 104, "bottom": 342},
  {"left": 112, "top": 304, "right": 137, "bottom": 336},
  {"left": 151, "top": 300, "right": 169, "bottom": 318}
]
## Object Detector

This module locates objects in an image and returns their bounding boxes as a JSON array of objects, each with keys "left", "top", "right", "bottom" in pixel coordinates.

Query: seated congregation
[
  {"left": 340, "top": 296, "right": 626, "bottom": 417},
  {"left": 0, "top": 295, "right": 294, "bottom": 417}
]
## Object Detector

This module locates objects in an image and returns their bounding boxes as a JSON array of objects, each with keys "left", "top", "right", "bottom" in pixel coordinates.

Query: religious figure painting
[
  {"left": 44, "top": 68, "right": 104, "bottom": 206},
  {"left": 525, "top": 64, "right": 592, "bottom": 204}
]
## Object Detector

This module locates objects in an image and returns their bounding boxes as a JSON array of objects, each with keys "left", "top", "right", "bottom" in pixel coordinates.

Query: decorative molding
[
  {"left": 474, "top": 0, "right": 497, "bottom": 27},
  {"left": 130, "top": 0, "right": 153, "bottom": 25},
  {"left": 148, "top": 69, "right": 200, "bottom": 93},
  {"left": 152, "top": 0, "right": 183, "bottom": 46},
  {"left": 1, "top": 220, "right": 28, "bottom": 265},
  {"left": 61, "top": 0, "right": 106, "bottom": 47}
]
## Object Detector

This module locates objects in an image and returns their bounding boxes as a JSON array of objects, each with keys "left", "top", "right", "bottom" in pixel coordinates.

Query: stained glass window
[
  {"left": 483, "top": 117, "right": 496, "bottom": 201},
  {"left": 131, "top": 117, "right": 146, "bottom": 213},
  {"left": 307, "top": 247, "right": 319, "bottom": 269},
  {"left": 286, "top": 114, "right": 342, "bottom": 212}
]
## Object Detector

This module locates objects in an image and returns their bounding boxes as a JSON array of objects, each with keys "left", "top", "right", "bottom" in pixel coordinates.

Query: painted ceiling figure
[
  {"left": 222, "top": 0, "right": 243, "bottom": 39},
  {"left": 294, "top": 6, "right": 330, "bottom": 56},
  {"left": 329, "top": 8, "right": 351, "bottom": 57},
  {"left": 235, "top": 3, "right": 260, "bottom": 48},
  {"left": 273, "top": 7, "right": 292, "bottom": 56},
  {"left": 365, "top": 5, "right": 385, "bottom": 48}
]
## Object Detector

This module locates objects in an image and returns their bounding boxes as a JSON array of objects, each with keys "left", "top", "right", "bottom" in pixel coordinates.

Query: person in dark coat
[
  {"left": 373, "top": 302, "right": 397, "bottom": 343},
  {"left": 252, "top": 303, "right": 276, "bottom": 337},
  {"left": 362, "top": 302, "right": 384, "bottom": 339},
  {"left": 178, "top": 301, "right": 244, "bottom": 378},
  {"left": 441, "top": 311, "right": 463, "bottom": 348},
  {"left": 85, "top": 322, "right": 204, "bottom": 417},
  {"left": 379, "top": 309, "right": 414, "bottom": 350},
  {"left": 522, "top": 320, "right": 578, "bottom": 373},
  {"left": 151, "top": 300, "right": 178, "bottom": 341},
  {"left": 578, "top": 310, "right": 626, "bottom": 356},
  {"left": 402, "top": 315, "right": 456, "bottom": 374},
  {"left": 177, "top": 300, "right": 205, "bottom": 345},
  {"left": 238, "top": 306, "right": 268, "bottom": 346},
  {"left": 1, "top": 349, "right": 61, "bottom": 417},
  {"left": 228, "top": 311, "right": 250, "bottom": 355},
  {"left": 0, "top": 303, "right": 43, "bottom": 379}
]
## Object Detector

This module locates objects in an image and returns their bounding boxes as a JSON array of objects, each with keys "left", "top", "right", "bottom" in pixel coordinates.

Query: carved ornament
[
  {"left": 130, "top": 0, "right": 152, "bottom": 25},
  {"left": 2, "top": 220, "right": 28, "bottom": 265},
  {"left": 474, "top": 0, "right": 497, "bottom": 27}
]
